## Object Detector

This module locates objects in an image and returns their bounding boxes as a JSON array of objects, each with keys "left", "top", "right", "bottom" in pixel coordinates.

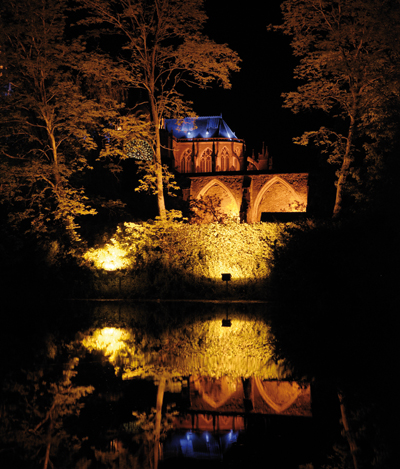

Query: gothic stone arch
[
  {"left": 187, "top": 173, "right": 308, "bottom": 223},
  {"left": 196, "top": 178, "right": 241, "bottom": 219},
  {"left": 251, "top": 175, "right": 308, "bottom": 222}
]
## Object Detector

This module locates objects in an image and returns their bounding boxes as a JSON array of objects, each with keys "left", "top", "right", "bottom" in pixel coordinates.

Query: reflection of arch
[
  {"left": 197, "top": 179, "right": 240, "bottom": 214},
  {"left": 192, "top": 376, "right": 238, "bottom": 409},
  {"left": 252, "top": 176, "right": 301, "bottom": 222},
  {"left": 254, "top": 378, "right": 301, "bottom": 413}
]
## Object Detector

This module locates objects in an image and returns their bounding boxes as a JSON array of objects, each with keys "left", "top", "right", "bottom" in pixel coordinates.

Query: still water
[
  {"left": 2, "top": 301, "right": 316, "bottom": 469},
  {"left": 78, "top": 301, "right": 315, "bottom": 468}
]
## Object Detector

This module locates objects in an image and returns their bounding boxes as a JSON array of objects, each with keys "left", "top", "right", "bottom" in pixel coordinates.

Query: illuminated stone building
[{"left": 162, "top": 115, "right": 309, "bottom": 222}]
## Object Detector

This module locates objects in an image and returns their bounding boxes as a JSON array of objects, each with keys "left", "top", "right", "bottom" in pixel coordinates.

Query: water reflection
[
  {"left": 163, "top": 429, "right": 239, "bottom": 461},
  {"left": 162, "top": 375, "right": 311, "bottom": 464},
  {"left": 1, "top": 301, "right": 314, "bottom": 468},
  {"left": 78, "top": 303, "right": 313, "bottom": 467}
]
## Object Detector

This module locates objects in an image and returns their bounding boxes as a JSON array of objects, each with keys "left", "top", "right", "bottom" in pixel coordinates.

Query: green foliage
[{"left": 134, "top": 161, "right": 179, "bottom": 197}]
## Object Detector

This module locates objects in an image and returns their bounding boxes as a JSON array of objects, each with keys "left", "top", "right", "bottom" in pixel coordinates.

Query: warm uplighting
[
  {"left": 82, "top": 221, "right": 279, "bottom": 282},
  {"left": 83, "top": 244, "right": 130, "bottom": 271}
]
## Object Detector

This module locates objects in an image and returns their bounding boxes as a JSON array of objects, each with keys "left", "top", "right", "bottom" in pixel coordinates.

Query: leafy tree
[
  {"left": 134, "top": 160, "right": 179, "bottom": 199},
  {"left": 78, "top": 0, "right": 241, "bottom": 219},
  {"left": 0, "top": 0, "right": 124, "bottom": 251},
  {"left": 189, "top": 194, "right": 229, "bottom": 224},
  {"left": 273, "top": 0, "right": 400, "bottom": 217}
]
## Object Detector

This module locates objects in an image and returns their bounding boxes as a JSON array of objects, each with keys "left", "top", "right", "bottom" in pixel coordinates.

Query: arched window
[
  {"left": 220, "top": 147, "right": 229, "bottom": 171},
  {"left": 200, "top": 148, "right": 212, "bottom": 173},
  {"left": 206, "top": 155, "right": 211, "bottom": 172},
  {"left": 180, "top": 149, "right": 192, "bottom": 173}
]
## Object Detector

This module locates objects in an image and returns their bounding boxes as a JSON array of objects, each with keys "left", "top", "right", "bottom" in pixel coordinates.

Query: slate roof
[{"left": 163, "top": 116, "right": 240, "bottom": 140}]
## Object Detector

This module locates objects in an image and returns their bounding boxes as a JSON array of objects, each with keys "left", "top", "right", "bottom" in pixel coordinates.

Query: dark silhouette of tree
[
  {"left": 0, "top": 338, "right": 93, "bottom": 469},
  {"left": 189, "top": 194, "right": 228, "bottom": 224},
  {"left": 78, "top": 0, "right": 241, "bottom": 219},
  {"left": 268, "top": 216, "right": 398, "bottom": 469},
  {"left": 272, "top": 0, "right": 400, "bottom": 217}
]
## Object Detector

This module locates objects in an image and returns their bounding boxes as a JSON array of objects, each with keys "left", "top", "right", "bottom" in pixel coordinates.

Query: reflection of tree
[
  {"left": 129, "top": 398, "right": 177, "bottom": 469},
  {"left": 268, "top": 219, "right": 397, "bottom": 469},
  {"left": 81, "top": 310, "right": 279, "bottom": 468},
  {"left": 0, "top": 339, "right": 93, "bottom": 469}
]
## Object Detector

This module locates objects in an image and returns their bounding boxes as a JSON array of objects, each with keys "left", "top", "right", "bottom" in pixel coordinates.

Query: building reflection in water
[{"left": 162, "top": 375, "right": 311, "bottom": 463}]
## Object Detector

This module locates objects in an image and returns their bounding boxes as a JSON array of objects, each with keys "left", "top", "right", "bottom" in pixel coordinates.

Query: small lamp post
[
  {"left": 221, "top": 273, "right": 231, "bottom": 291},
  {"left": 221, "top": 273, "right": 232, "bottom": 327}
]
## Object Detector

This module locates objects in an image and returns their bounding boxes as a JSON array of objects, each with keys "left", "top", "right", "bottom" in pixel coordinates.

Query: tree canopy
[
  {"left": 273, "top": 0, "right": 400, "bottom": 216},
  {"left": 0, "top": 0, "right": 124, "bottom": 251},
  {"left": 78, "top": 0, "right": 241, "bottom": 219}
]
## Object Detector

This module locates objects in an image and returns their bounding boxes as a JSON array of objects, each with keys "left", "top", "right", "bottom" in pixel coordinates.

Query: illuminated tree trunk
[
  {"left": 49, "top": 131, "right": 62, "bottom": 188},
  {"left": 338, "top": 391, "right": 359, "bottom": 469},
  {"left": 154, "top": 140, "right": 166, "bottom": 221},
  {"left": 149, "top": 87, "right": 166, "bottom": 220},
  {"left": 154, "top": 376, "right": 166, "bottom": 469},
  {"left": 333, "top": 104, "right": 357, "bottom": 218},
  {"left": 333, "top": 153, "right": 352, "bottom": 218}
]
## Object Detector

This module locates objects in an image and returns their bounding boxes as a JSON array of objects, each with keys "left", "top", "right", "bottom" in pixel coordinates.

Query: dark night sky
[{"left": 188, "top": 1, "right": 312, "bottom": 171}]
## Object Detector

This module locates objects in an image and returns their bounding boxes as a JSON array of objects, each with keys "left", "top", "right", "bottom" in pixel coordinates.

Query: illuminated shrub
[
  {"left": 84, "top": 219, "right": 284, "bottom": 280},
  {"left": 83, "top": 223, "right": 146, "bottom": 271}
]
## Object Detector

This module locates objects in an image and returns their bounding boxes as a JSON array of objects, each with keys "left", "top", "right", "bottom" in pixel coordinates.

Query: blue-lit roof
[{"left": 163, "top": 116, "right": 240, "bottom": 140}]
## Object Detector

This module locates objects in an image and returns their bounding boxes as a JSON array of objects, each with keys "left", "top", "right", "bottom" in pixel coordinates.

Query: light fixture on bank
[
  {"left": 221, "top": 273, "right": 231, "bottom": 282},
  {"left": 221, "top": 272, "right": 231, "bottom": 296},
  {"left": 221, "top": 273, "right": 232, "bottom": 327}
]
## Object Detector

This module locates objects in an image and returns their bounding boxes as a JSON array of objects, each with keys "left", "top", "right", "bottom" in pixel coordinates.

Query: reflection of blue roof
[{"left": 163, "top": 116, "right": 239, "bottom": 140}]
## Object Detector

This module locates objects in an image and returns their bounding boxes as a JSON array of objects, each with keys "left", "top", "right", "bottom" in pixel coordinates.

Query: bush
[{"left": 82, "top": 216, "right": 289, "bottom": 299}]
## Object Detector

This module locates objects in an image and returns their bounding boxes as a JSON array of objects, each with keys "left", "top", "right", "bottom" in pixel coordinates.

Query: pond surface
[
  {"left": 77, "top": 302, "right": 315, "bottom": 468},
  {"left": 2, "top": 300, "right": 317, "bottom": 469}
]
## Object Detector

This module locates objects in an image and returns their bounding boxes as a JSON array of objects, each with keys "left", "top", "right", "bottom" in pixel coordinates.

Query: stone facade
[{"left": 162, "top": 116, "right": 308, "bottom": 222}]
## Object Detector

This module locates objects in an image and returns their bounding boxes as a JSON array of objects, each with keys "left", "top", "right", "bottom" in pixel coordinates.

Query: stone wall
[{"left": 187, "top": 173, "right": 309, "bottom": 223}]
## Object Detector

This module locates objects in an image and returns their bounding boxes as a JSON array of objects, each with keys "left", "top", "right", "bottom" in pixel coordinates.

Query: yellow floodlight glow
[
  {"left": 82, "top": 327, "right": 132, "bottom": 363},
  {"left": 83, "top": 243, "right": 131, "bottom": 271}
]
